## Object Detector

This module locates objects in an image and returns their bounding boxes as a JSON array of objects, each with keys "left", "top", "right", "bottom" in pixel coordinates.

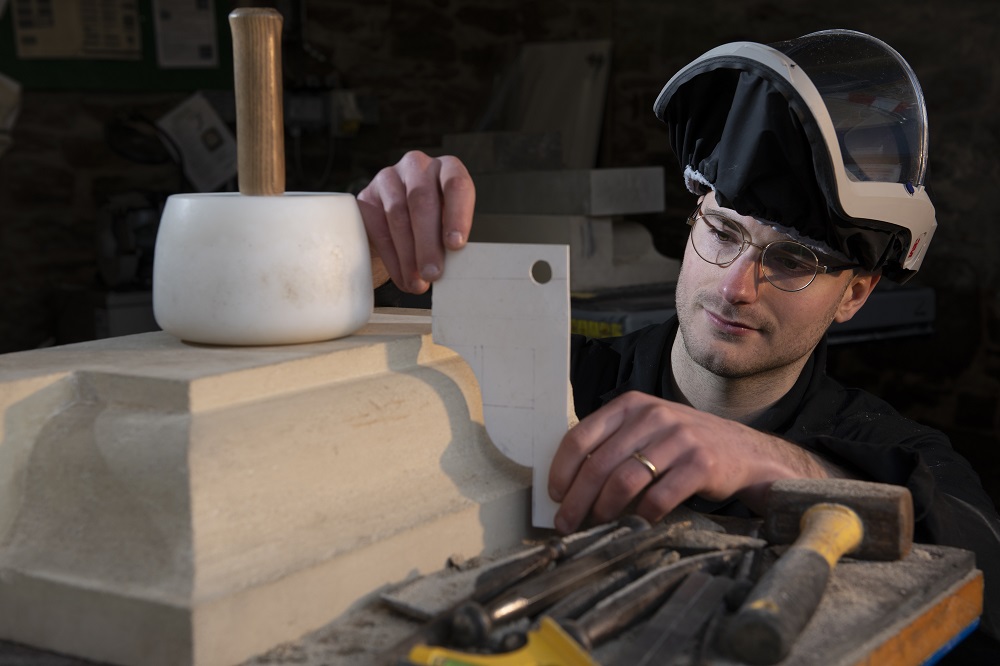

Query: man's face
[{"left": 674, "top": 191, "right": 864, "bottom": 379}]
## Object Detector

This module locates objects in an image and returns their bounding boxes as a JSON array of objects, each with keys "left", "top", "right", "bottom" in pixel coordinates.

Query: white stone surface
[{"left": 0, "top": 310, "right": 533, "bottom": 666}]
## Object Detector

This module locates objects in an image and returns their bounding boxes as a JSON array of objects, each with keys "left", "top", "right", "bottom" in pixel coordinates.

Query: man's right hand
[
  {"left": 357, "top": 151, "right": 475, "bottom": 293},
  {"left": 547, "top": 390, "right": 849, "bottom": 534}
]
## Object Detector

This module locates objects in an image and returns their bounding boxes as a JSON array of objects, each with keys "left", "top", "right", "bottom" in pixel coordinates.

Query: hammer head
[{"left": 764, "top": 479, "right": 913, "bottom": 561}]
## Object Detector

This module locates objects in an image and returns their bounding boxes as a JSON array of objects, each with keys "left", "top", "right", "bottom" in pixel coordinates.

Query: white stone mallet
[{"left": 153, "top": 7, "right": 372, "bottom": 346}]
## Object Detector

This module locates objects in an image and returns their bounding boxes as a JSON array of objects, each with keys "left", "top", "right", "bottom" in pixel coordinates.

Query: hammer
[
  {"left": 721, "top": 478, "right": 913, "bottom": 665},
  {"left": 152, "top": 8, "right": 373, "bottom": 346}
]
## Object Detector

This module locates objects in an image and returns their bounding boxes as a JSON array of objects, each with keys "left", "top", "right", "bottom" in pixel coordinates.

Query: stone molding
[{"left": 0, "top": 309, "right": 533, "bottom": 665}]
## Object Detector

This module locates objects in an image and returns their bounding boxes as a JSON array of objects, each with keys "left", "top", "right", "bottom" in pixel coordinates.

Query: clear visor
[{"left": 769, "top": 30, "right": 928, "bottom": 188}]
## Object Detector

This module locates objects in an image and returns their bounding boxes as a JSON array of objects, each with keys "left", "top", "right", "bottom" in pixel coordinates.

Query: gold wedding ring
[{"left": 632, "top": 451, "right": 658, "bottom": 480}]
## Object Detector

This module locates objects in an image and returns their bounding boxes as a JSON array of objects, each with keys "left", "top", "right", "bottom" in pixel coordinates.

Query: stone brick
[{"left": 0, "top": 314, "right": 534, "bottom": 665}]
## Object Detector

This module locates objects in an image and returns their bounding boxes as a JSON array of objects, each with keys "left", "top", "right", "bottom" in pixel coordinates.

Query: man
[{"left": 357, "top": 30, "right": 1000, "bottom": 645}]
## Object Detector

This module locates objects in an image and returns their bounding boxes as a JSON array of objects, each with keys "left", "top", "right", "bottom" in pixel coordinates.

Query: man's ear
[{"left": 834, "top": 271, "right": 882, "bottom": 323}]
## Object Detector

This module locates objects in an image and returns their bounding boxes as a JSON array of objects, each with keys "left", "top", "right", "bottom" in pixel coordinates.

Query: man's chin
[
  {"left": 694, "top": 354, "right": 762, "bottom": 379},
  {"left": 684, "top": 339, "right": 762, "bottom": 378}
]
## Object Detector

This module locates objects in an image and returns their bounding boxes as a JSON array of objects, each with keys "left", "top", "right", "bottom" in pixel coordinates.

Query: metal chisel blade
[{"left": 614, "top": 571, "right": 734, "bottom": 666}]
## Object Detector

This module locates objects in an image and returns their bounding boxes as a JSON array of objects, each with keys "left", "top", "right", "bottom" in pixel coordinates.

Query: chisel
[
  {"left": 381, "top": 516, "right": 648, "bottom": 662},
  {"left": 610, "top": 570, "right": 734, "bottom": 666},
  {"left": 560, "top": 548, "right": 744, "bottom": 651},
  {"left": 450, "top": 523, "right": 678, "bottom": 647}
]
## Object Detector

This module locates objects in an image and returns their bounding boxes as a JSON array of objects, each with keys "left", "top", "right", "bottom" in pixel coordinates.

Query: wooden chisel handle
[
  {"left": 230, "top": 7, "right": 285, "bottom": 195},
  {"left": 722, "top": 503, "right": 864, "bottom": 665}
]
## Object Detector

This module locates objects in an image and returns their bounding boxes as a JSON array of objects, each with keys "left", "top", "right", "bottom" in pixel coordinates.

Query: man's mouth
[{"left": 704, "top": 308, "right": 760, "bottom": 336}]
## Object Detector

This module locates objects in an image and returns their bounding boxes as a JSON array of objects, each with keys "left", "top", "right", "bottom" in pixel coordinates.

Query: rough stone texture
[
  {"left": 0, "top": 0, "right": 997, "bottom": 544},
  {"left": 0, "top": 311, "right": 533, "bottom": 666}
]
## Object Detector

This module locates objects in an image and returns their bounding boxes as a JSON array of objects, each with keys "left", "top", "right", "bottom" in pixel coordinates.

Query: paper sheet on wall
[
  {"left": 11, "top": 0, "right": 141, "bottom": 60},
  {"left": 152, "top": 0, "right": 219, "bottom": 69},
  {"left": 157, "top": 93, "right": 237, "bottom": 192}
]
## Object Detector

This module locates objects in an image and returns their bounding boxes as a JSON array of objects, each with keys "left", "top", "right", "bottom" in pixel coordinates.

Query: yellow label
[
  {"left": 571, "top": 319, "right": 623, "bottom": 338},
  {"left": 748, "top": 598, "right": 781, "bottom": 614}
]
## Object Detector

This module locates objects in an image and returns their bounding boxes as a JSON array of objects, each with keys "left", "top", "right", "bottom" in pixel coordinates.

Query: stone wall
[{"left": 0, "top": 0, "right": 998, "bottom": 501}]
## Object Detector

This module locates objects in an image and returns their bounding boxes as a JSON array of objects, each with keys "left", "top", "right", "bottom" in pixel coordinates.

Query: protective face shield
[{"left": 653, "top": 29, "right": 936, "bottom": 281}]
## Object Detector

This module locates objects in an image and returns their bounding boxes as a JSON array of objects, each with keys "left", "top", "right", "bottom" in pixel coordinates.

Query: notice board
[{"left": 0, "top": 0, "right": 235, "bottom": 91}]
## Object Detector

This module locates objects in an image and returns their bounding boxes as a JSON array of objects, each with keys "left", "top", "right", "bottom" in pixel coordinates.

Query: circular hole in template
[{"left": 531, "top": 260, "right": 552, "bottom": 284}]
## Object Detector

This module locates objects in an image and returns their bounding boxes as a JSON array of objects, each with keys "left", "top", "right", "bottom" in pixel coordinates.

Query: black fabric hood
[{"left": 655, "top": 58, "right": 912, "bottom": 277}]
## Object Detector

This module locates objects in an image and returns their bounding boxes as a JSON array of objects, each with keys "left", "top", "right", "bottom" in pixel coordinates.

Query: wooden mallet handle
[{"left": 230, "top": 7, "right": 285, "bottom": 196}]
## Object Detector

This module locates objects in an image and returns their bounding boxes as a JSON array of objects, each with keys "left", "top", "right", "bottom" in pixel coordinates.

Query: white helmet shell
[{"left": 654, "top": 30, "right": 936, "bottom": 280}]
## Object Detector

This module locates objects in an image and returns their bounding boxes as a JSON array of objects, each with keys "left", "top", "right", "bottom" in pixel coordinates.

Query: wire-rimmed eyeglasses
[{"left": 686, "top": 203, "right": 860, "bottom": 292}]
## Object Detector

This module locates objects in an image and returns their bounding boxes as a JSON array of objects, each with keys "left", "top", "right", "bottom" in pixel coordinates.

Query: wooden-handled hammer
[{"left": 721, "top": 478, "right": 914, "bottom": 665}]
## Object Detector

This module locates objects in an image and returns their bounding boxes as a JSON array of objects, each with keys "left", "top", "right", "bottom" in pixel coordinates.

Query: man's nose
[{"left": 718, "top": 249, "right": 763, "bottom": 304}]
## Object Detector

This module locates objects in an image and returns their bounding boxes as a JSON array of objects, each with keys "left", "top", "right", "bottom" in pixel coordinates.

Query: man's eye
[
  {"left": 768, "top": 251, "right": 815, "bottom": 274},
  {"left": 705, "top": 218, "right": 741, "bottom": 243}
]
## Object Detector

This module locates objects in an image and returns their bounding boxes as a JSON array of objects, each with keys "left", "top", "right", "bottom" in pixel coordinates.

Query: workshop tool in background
[
  {"left": 721, "top": 478, "right": 914, "bottom": 665},
  {"left": 152, "top": 7, "right": 372, "bottom": 345}
]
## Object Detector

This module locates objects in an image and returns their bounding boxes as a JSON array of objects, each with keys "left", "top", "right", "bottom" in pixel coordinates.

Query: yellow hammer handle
[
  {"left": 796, "top": 503, "right": 864, "bottom": 566},
  {"left": 723, "top": 503, "right": 865, "bottom": 665}
]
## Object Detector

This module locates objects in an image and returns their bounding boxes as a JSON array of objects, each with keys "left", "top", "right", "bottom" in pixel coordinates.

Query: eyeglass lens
[{"left": 691, "top": 213, "right": 819, "bottom": 291}]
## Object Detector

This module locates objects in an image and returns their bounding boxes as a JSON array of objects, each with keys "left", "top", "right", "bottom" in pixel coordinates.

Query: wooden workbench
[
  {"left": 758, "top": 545, "right": 981, "bottom": 666},
  {"left": 239, "top": 541, "right": 980, "bottom": 666},
  {"left": 0, "top": 545, "right": 981, "bottom": 666}
]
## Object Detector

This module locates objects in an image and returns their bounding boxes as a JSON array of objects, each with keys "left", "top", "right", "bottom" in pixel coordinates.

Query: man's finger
[
  {"left": 548, "top": 403, "right": 631, "bottom": 502},
  {"left": 635, "top": 465, "right": 705, "bottom": 524},
  {"left": 438, "top": 155, "right": 475, "bottom": 251},
  {"left": 588, "top": 451, "right": 662, "bottom": 524},
  {"left": 357, "top": 186, "right": 404, "bottom": 290},
  {"left": 550, "top": 413, "right": 656, "bottom": 533},
  {"left": 376, "top": 165, "right": 425, "bottom": 293},
  {"left": 400, "top": 154, "right": 445, "bottom": 287}
]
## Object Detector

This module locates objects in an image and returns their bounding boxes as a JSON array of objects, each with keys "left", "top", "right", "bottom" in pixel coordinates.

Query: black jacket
[{"left": 570, "top": 316, "right": 1000, "bottom": 639}]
